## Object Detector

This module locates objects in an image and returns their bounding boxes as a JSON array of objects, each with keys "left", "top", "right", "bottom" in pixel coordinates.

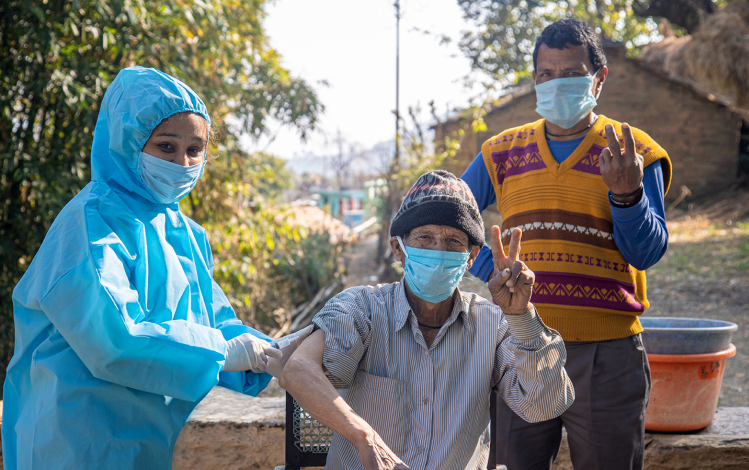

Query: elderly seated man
[{"left": 280, "top": 170, "right": 574, "bottom": 470}]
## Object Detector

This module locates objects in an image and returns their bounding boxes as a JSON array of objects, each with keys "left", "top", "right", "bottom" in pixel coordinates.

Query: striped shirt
[{"left": 312, "top": 279, "right": 574, "bottom": 470}]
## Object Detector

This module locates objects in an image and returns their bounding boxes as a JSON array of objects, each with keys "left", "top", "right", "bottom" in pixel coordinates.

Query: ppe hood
[{"left": 90, "top": 66, "right": 210, "bottom": 203}]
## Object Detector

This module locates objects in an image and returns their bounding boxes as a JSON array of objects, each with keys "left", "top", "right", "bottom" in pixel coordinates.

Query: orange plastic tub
[{"left": 645, "top": 343, "right": 736, "bottom": 432}]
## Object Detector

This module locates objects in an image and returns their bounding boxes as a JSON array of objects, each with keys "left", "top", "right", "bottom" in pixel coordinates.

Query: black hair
[{"left": 532, "top": 19, "right": 607, "bottom": 72}]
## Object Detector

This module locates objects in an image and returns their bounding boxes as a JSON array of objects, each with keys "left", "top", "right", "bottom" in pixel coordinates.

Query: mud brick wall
[{"left": 436, "top": 47, "right": 742, "bottom": 202}]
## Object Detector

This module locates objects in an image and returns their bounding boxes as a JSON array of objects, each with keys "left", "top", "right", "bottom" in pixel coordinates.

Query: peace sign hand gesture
[
  {"left": 487, "top": 226, "right": 535, "bottom": 315},
  {"left": 599, "top": 122, "right": 644, "bottom": 201}
]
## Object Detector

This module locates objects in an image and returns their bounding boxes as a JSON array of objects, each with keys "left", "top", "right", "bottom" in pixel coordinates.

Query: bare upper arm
[
  {"left": 291, "top": 328, "right": 325, "bottom": 365},
  {"left": 280, "top": 329, "right": 327, "bottom": 390}
]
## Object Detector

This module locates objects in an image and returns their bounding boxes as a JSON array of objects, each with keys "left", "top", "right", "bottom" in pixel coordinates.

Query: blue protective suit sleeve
[
  {"left": 461, "top": 152, "right": 497, "bottom": 282},
  {"left": 39, "top": 254, "right": 228, "bottom": 403},
  {"left": 610, "top": 160, "right": 669, "bottom": 270},
  {"left": 213, "top": 279, "right": 273, "bottom": 396}
]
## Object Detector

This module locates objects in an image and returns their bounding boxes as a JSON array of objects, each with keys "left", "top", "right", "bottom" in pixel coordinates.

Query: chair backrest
[
  {"left": 285, "top": 392, "right": 333, "bottom": 469},
  {"left": 285, "top": 390, "right": 499, "bottom": 469}
]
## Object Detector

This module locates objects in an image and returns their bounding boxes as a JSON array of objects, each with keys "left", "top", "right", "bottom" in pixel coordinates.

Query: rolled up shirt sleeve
[
  {"left": 492, "top": 308, "right": 574, "bottom": 423},
  {"left": 312, "top": 288, "right": 372, "bottom": 389}
]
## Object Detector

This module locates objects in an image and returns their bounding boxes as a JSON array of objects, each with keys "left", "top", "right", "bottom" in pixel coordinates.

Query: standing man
[{"left": 461, "top": 19, "right": 672, "bottom": 470}]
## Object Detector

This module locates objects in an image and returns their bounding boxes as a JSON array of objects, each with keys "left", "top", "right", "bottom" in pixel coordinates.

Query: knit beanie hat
[{"left": 390, "top": 170, "right": 485, "bottom": 247}]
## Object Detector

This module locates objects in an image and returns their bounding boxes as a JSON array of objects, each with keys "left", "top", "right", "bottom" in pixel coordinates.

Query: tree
[
  {"left": 0, "top": 0, "right": 322, "bottom": 393},
  {"left": 327, "top": 130, "right": 362, "bottom": 190},
  {"left": 632, "top": 0, "right": 718, "bottom": 34},
  {"left": 456, "top": 0, "right": 724, "bottom": 86}
]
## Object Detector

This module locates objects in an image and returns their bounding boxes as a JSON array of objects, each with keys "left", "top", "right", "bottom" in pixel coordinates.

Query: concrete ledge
[
  {"left": 3, "top": 390, "right": 744, "bottom": 469},
  {"left": 553, "top": 407, "right": 749, "bottom": 470},
  {"left": 175, "top": 388, "right": 749, "bottom": 470},
  {"left": 173, "top": 387, "right": 286, "bottom": 470}
]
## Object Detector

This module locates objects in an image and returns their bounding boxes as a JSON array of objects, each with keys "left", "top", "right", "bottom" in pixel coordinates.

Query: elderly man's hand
[
  {"left": 487, "top": 226, "right": 535, "bottom": 315},
  {"left": 357, "top": 430, "right": 411, "bottom": 470}
]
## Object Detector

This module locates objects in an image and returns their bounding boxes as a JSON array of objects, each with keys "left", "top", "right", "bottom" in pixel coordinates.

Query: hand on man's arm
[{"left": 280, "top": 330, "right": 410, "bottom": 470}]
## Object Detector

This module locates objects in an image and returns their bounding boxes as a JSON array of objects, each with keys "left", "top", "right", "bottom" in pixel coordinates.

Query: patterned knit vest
[{"left": 481, "top": 116, "right": 672, "bottom": 341}]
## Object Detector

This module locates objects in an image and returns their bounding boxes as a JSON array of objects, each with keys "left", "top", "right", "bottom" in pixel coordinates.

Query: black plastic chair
[
  {"left": 279, "top": 391, "right": 333, "bottom": 469},
  {"left": 277, "top": 390, "right": 501, "bottom": 469}
]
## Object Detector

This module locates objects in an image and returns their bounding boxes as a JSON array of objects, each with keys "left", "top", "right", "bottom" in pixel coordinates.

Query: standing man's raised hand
[
  {"left": 487, "top": 226, "right": 535, "bottom": 315},
  {"left": 599, "top": 122, "right": 644, "bottom": 203}
]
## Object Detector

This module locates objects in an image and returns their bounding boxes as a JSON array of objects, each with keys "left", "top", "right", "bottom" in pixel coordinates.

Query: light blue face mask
[
  {"left": 535, "top": 71, "right": 600, "bottom": 129},
  {"left": 137, "top": 151, "right": 205, "bottom": 204},
  {"left": 396, "top": 236, "right": 470, "bottom": 304}
]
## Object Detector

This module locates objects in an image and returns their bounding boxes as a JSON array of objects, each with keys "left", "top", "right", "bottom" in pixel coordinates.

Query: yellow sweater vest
[{"left": 481, "top": 116, "right": 672, "bottom": 341}]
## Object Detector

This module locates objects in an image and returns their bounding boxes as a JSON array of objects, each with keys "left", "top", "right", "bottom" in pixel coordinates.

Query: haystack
[
  {"left": 639, "top": 0, "right": 749, "bottom": 113},
  {"left": 637, "top": 36, "right": 692, "bottom": 79},
  {"left": 685, "top": 0, "right": 749, "bottom": 107}
]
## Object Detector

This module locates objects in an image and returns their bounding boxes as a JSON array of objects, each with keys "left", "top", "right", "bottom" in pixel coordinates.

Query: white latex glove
[
  {"left": 266, "top": 325, "right": 315, "bottom": 378},
  {"left": 224, "top": 333, "right": 283, "bottom": 373}
]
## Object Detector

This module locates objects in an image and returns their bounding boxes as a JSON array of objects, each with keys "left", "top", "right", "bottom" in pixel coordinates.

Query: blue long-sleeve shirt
[{"left": 461, "top": 148, "right": 668, "bottom": 282}]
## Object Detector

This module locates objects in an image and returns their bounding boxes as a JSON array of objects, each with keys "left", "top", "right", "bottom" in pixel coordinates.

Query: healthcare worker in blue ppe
[{"left": 2, "top": 66, "right": 311, "bottom": 470}]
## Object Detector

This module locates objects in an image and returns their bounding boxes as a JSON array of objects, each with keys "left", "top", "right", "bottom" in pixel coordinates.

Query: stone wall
[
  {"left": 553, "top": 407, "right": 749, "bottom": 470},
  {"left": 172, "top": 387, "right": 749, "bottom": 470},
  {"left": 1, "top": 391, "right": 745, "bottom": 468},
  {"left": 173, "top": 387, "right": 286, "bottom": 469},
  {"left": 435, "top": 46, "right": 743, "bottom": 201}
]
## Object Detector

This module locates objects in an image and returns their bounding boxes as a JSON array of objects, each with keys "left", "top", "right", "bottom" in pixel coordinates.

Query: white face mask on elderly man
[{"left": 397, "top": 236, "right": 470, "bottom": 304}]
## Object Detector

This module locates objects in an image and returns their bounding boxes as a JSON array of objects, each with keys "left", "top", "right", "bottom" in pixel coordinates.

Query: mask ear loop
[
  {"left": 396, "top": 236, "right": 408, "bottom": 259},
  {"left": 592, "top": 67, "right": 603, "bottom": 100}
]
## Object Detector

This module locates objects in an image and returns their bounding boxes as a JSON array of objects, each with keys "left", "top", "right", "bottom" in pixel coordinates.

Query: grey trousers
[{"left": 495, "top": 334, "right": 651, "bottom": 470}]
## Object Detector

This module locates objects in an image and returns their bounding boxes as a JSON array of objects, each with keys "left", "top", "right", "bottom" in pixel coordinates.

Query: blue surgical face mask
[
  {"left": 535, "top": 71, "right": 600, "bottom": 129},
  {"left": 397, "top": 236, "right": 470, "bottom": 304},
  {"left": 137, "top": 151, "right": 205, "bottom": 204}
]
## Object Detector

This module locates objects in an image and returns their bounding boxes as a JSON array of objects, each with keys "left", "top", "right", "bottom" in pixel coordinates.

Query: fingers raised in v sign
[
  {"left": 488, "top": 225, "right": 534, "bottom": 314},
  {"left": 621, "top": 122, "right": 637, "bottom": 159},
  {"left": 490, "top": 226, "right": 521, "bottom": 273},
  {"left": 599, "top": 122, "right": 644, "bottom": 196}
]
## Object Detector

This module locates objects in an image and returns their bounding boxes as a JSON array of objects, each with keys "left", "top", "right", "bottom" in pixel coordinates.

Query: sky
[{"left": 241, "top": 0, "right": 486, "bottom": 175}]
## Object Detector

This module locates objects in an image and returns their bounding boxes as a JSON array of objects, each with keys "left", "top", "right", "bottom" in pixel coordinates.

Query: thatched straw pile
[
  {"left": 638, "top": 36, "right": 692, "bottom": 79},
  {"left": 639, "top": 0, "right": 749, "bottom": 111},
  {"left": 685, "top": 0, "right": 749, "bottom": 107}
]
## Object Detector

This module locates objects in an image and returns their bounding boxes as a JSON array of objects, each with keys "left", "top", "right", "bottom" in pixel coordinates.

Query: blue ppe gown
[{"left": 2, "top": 67, "right": 272, "bottom": 470}]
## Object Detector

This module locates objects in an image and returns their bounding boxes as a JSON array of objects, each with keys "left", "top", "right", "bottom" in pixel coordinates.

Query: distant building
[
  {"left": 435, "top": 44, "right": 745, "bottom": 201},
  {"left": 363, "top": 178, "right": 387, "bottom": 221},
  {"left": 311, "top": 189, "right": 365, "bottom": 227}
]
